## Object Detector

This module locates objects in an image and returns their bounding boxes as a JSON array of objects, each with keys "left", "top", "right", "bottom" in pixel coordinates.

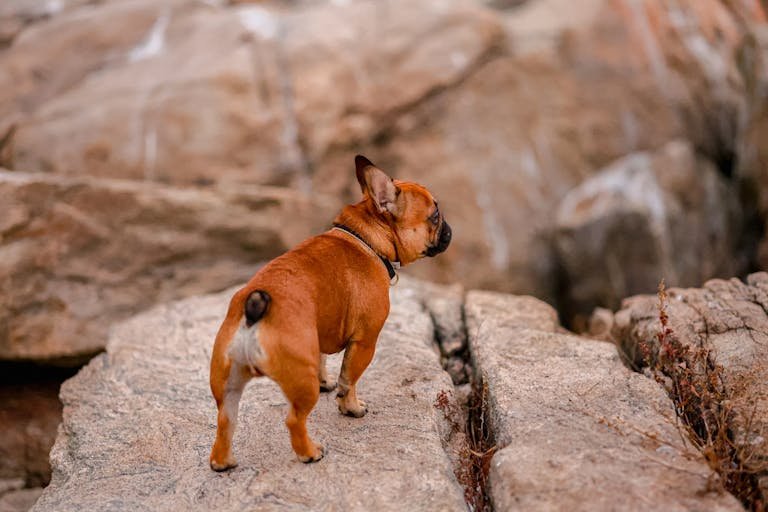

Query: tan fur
[{"left": 209, "top": 156, "right": 451, "bottom": 469}]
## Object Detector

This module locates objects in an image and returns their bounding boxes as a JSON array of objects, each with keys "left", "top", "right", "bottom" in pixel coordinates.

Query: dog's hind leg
[
  {"left": 318, "top": 353, "right": 337, "bottom": 392},
  {"left": 209, "top": 289, "right": 269, "bottom": 471},
  {"left": 273, "top": 358, "right": 324, "bottom": 463},
  {"left": 210, "top": 359, "right": 251, "bottom": 471},
  {"left": 284, "top": 381, "right": 323, "bottom": 463}
]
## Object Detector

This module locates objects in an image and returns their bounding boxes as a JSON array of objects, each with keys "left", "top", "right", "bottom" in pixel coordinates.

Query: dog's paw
[
  {"left": 319, "top": 376, "right": 337, "bottom": 393},
  {"left": 298, "top": 443, "right": 325, "bottom": 463},
  {"left": 210, "top": 457, "right": 238, "bottom": 472},
  {"left": 338, "top": 398, "right": 368, "bottom": 418}
]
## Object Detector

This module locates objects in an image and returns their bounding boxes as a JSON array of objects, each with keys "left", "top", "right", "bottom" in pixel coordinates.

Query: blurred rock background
[{"left": 0, "top": 0, "right": 767, "bottom": 509}]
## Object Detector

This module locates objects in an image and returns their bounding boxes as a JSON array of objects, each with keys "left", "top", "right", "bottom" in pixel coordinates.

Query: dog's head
[{"left": 355, "top": 155, "right": 451, "bottom": 265}]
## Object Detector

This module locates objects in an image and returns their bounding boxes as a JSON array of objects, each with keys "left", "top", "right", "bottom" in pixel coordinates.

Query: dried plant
[
  {"left": 435, "top": 380, "right": 496, "bottom": 512},
  {"left": 639, "top": 280, "right": 767, "bottom": 511}
]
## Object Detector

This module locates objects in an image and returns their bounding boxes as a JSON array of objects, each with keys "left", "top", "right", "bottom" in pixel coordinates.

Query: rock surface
[
  {"left": 31, "top": 273, "right": 766, "bottom": 510},
  {"left": 465, "top": 290, "right": 743, "bottom": 511},
  {"left": 31, "top": 282, "right": 467, "bottom": 511},
  {"left": 554, "top": 140, "right": 746, "bottom": 324},
  {"left": 4, "top": 0, "right": 503, "bottom": 188},
  {"left": 612, "top": 272, "right": 768, "bottom": 503},
  {"left": 0, "top": 0, "right": 765, "bottom": 301},
  {"left": 375, "top": 0, "right": 765, "bottom": 297},
  {"left": 0, "top": 170, "right": 336, "bottom": 363}
]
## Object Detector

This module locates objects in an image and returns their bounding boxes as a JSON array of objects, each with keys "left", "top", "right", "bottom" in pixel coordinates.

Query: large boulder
[
  {"left": 554, "top": 140, "right": 746, "bottom": 327},
  {"left": 464, "top": 290, "right": 743, "bottom": 510},
  {"left": 0, "top": 170, "right": 336, "bottom": 363},
  {"left": 31, "top": 283, "right": 467, "bottom": 511},
  {"left": 1, "top": 0, "right": 765, "bottom": 299},
  {"left": 612, "top": 272, "right": 768, "bottom": 504},
  {"left": 3, "top": 0, "right": 503, "bottom": 188},
  {"left": 371, "top": 0, "right": 765, "bottom": 297}
]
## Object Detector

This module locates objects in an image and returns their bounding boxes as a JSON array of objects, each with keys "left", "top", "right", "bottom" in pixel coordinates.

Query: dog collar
[{"left": 331, "top": 224, "right": 400, "bottom": 283}]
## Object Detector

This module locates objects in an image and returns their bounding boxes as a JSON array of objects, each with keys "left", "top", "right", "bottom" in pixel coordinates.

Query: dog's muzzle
[{"left": 426, "top": 221, "right": 452, "bottom": 257}]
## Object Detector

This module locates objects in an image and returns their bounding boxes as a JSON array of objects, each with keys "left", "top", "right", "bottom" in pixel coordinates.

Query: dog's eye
[{"left": 429, "top": 210, "right": 440, "bottom": 225}]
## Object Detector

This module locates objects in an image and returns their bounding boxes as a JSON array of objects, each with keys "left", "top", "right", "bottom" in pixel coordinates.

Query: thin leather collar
[{"left": 331, "top": 223, "right": 399, "bottom": 281}]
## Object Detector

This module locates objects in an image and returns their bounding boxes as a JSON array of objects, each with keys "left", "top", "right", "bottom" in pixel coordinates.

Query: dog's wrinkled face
[
  {"left": 390, "top": 181, "right": 452, "bottom": 262},
  {"left": 355, "top": 156, "right": 452, "bottom": 264}
]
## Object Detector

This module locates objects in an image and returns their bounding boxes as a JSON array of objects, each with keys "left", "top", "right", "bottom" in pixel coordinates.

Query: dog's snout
[
  {"left": 426, "top": 220, "right": 452, "bottom": 257},
  {"left": 439, "top": 221, "right": 452, "bottom": 248}
]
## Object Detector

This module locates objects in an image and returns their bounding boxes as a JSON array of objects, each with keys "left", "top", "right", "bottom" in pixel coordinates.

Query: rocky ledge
[
  {"left": 613, "top": 272, "right": 768, "bottom": 508},
  {"left": 466, "top": 291, "right": 740, "bottom": 510},
  {"left": 32, "top": 281, "right": 467, "bottom": 512},
  {"left": 33, "top": 277, "right": 758, "bottom": 511}
]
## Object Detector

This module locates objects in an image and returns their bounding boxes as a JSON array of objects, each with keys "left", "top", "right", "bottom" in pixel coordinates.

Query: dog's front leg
[{"left": 336, "top": 341, "right": 375, "bottom": 418}]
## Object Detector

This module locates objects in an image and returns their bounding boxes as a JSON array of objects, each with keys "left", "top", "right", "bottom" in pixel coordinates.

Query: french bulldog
[{"left": 209, "top": 155, "right": 452, "bottom": 469}]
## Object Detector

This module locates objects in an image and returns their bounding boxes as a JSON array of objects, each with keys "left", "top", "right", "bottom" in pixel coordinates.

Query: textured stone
[
  {"left": 465, "top": 290, "right": 742, "bottom": 511},
  {"left": 0, "top": 170, "right": 336, "bottom": 363},
  {"left": 32, "top": 282, "right": 466, "bottom": 511}
]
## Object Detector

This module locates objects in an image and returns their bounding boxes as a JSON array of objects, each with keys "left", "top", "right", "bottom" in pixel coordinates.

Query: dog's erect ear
[{"left": 355, "top": 155, "right": 401, "bottom": 216}]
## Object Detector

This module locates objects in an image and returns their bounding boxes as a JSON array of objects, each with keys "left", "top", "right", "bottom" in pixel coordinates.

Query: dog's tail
[{"left": 244, "top": 290, "right": 271, "bottom": 327}]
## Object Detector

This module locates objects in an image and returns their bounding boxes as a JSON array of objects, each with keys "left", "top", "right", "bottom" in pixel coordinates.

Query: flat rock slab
[
  {"left": 33, "top": 284, "right": 465, "bottom": 511},
  {"left": 465, "top": 291, "right": 742, "bottom": 511}
]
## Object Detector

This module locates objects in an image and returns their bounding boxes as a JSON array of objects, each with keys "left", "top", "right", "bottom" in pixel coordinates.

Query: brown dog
[{"left": 209, "top": 155, "right": 452, "bottom": 469}]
